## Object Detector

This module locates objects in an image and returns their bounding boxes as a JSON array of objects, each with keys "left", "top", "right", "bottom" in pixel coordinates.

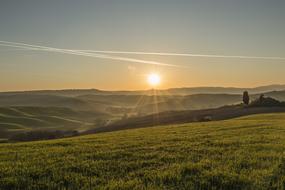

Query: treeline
[
  {"left": 250, "top": 95, "right": 285, "bottom": 107},
  {"left": 243, "top": 91, "right": 285, "bottom": 107},
  {"left": 9, "top": 130, "right": 79, "bottom": 142}
]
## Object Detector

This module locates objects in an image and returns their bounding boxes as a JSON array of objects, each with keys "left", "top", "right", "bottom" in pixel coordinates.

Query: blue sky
[{"left": 0, "top": 0, "right": 285, "bottom": 91}]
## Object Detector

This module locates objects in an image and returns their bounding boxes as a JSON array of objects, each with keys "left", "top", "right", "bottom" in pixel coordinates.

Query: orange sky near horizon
[{"left": 1, "top": 1, "right": 285, "bottom": 91}]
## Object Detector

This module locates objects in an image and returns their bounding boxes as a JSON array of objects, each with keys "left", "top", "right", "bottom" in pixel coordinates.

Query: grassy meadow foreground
[{"left": 1, "top": 113, "right": 285, "bottom": 189}]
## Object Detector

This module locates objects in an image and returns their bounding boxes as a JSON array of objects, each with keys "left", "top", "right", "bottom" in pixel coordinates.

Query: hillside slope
[
  {"left": 1, "top": 90, "right": 285, "bottom": 116},
  {"left": 90, "top": 106, "right": 285, "bottom": 133},
  {"left": 0, "top": 94, "right": 90, "bottom": 109},
  {"left": 0, "top": 107, "right": 109, "bottom": 139},
  {"left": 0, "top": 113, "right": 285, "bottom": 189}
]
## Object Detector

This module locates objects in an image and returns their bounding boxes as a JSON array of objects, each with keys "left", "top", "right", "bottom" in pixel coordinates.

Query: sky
[{"left": 0, "top": 0, "right": 285, "bottom": 91}]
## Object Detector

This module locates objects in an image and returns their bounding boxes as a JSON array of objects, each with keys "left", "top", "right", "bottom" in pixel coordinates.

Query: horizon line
[{"left": 1, "top": 84, "right": 285, "bottom": 93}]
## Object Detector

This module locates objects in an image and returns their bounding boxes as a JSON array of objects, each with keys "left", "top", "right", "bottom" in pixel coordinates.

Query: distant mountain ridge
[{"left": 1, "top": 84, "right": 285, "bottom": 96}]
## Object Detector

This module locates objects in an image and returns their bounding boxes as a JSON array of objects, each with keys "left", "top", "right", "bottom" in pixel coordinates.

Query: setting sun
[
  {"left": 147, "top": 73, "right": 161, "bottom": 87},
  {"left": 1, "top": 1, "right": 285, "bottom": 189}
]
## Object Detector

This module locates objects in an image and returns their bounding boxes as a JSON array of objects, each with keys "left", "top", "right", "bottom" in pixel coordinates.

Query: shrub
[
  {"left": 250, "top": 95, "right": 284, "bottom": 107},
  {"left": 9, "top": 130, "right": 79, "bottom": 142}
]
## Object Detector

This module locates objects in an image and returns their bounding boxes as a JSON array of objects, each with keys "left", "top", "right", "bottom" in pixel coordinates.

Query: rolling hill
[
  {"left": 0, "top": 113, "right": 285, "bottom": 189},
  {"left": 1, "top": 88, "right": 285, "bottom": 113},
  {"left": 1, "top": 88, "right": 285, "bottom": 139},
  {"left": 89, "top": 105, "right": 285, "bottom": 134},
  {"left": 266, "top": 90, "right": 285, "bottom": 101},
  {"left": 0, "top": 85, "right": 285, "bottom": 138},
  {"left": 1, "top": 84, "right": 285, "bottom": 96},
  {"left": 0, "top": 94, "right": 93, "bottom": 110},
  {"left": 0, "top": 107, "right": 110, "bottom": 139}
]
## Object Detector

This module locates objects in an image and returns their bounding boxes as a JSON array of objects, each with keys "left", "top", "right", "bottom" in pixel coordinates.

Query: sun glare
[{"left": 147, "top": 73, "right": 161, "bottom": 87}]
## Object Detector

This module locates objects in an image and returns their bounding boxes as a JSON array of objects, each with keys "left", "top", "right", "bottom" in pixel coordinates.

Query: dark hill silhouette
[{"left": 86, "top": 104, "right": 285, "bottom": 134}]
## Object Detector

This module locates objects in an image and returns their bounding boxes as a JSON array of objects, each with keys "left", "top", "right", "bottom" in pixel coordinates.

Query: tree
[
  {"left": 243, "top": 91, "right": 250, "bottom": 105},
  {"left": 259, "top": 94, "right": 265, "bottom": 103}
]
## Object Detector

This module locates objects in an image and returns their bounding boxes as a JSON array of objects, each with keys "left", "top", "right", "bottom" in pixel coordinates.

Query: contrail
[
  {"left": 0, "top": 41, "right": 176, "bottom": 67},
  {"left": 1, "top": 40, "right": 285, "bottom": 63},
  {"left": 78, "top": 50, "right": 285, "bottom": 61}
]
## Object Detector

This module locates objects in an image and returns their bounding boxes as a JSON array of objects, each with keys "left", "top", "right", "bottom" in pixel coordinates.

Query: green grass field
[{"left": 0, "top": 113, "right": 285, "bottom": 189}]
